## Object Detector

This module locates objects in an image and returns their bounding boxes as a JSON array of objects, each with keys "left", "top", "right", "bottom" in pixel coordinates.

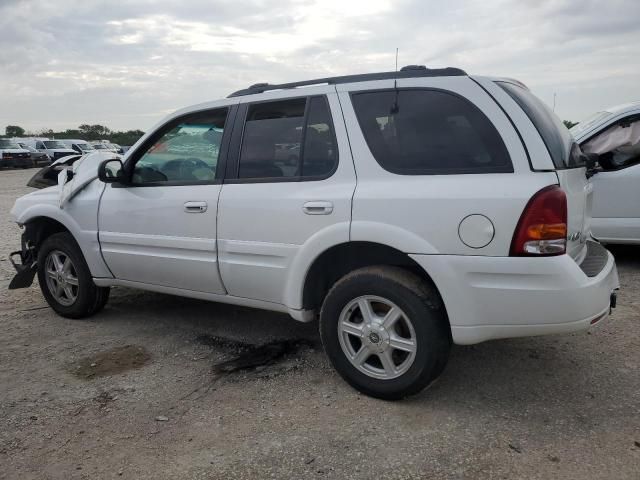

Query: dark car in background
[
  {"left": 16, "top": 142, "right": 52, "bottom": 167},
  {"left": 0, "top": 139, "right": 33, "bottom": 168}
]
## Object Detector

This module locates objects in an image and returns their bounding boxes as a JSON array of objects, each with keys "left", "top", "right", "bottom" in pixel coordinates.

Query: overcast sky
[{"left": 1, "top": 0, "right": 638, "bottom": 133}]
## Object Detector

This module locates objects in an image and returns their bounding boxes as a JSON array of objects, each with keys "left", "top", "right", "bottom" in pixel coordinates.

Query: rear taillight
[{"left": 510, "top": 185, "right": 567, "bottom": 256}]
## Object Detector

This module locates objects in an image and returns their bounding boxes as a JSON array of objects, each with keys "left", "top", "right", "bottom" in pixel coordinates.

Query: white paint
[
  {"left": 573, "top": 102, "right": 640, "bottom": 244},
  {"left": 458, "top": 214, "right": 495, "bottom": 249},
  {"left": 9, "top": 73, "right": 620, "bottom": 348}
]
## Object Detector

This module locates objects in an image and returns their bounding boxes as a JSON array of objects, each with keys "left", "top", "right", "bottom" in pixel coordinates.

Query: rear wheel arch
[{"left": 301, "top": 242, "right": 450, "bottom": 328}]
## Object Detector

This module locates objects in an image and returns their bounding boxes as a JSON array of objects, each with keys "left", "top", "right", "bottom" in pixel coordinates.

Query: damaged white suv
[{"left": 9, "top": 66, "right": 620, "bottom": 399}]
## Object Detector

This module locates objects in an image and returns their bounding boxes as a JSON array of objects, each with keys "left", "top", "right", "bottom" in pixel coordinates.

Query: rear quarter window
[
  {"left": 351, "top": 89, "right": 513, "bottom": 175},
  {"left": 497, "top": 81, "right": 581, "bottom": 169}
]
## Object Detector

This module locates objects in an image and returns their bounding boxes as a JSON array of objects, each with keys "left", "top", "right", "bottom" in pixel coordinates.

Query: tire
[
  {"left": 37, "top": 232, "right": 110, "bottom": 319},
  {"left": 319, "top": 266, "right": 451, "bottom": 400}
]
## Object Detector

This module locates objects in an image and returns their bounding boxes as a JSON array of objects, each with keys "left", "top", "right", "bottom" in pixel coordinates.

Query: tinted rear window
[
  {"left": 497, "top": 81, "right": 580, "bottom": 169},
  {"left": 351, "top": 89, "right": 512, "bottom": 175},
  {"left": 238, "top": 96, "right": 338, "bottom": 180}
]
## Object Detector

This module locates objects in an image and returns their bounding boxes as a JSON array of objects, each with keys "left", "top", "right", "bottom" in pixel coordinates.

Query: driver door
[{"left": 97, "top": 103, "right": 237, "bottom": 294}]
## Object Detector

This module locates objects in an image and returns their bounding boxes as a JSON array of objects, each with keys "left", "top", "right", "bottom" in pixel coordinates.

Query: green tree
[
  {"left": 109, "top": 129, "right": 144, "bottom": 146},
  {"left": 5, "top": 125, "right": 25, "bottom": 137},
  {"left": 36, "top": 128, "right": 54, "bottom": 137},
  {"left": 78, "top": 124, "right": 111, "bottom": 140}
]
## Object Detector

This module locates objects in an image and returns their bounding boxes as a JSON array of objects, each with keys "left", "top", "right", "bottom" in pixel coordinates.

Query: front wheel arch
[{"left": 23, "top": 217, "right": 71, "bottom": 251}]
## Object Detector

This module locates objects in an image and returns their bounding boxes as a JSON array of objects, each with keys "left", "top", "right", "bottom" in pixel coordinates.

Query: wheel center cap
[{"left": 368, "top": 332, "right": 381, "bottom": 344}]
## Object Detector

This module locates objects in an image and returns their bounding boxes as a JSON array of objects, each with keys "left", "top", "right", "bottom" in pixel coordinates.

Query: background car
[
  {"left": 571, "top": 101, "right": 640, "bottom": 244},
  {"left": 90, "top": 141, "right": 119, "bottom": 153},
  {"left": 0, "top": 139, "right": 33, "bottom": 168},
  {"left": 16, "top": 142, "right": 52, "bottom": 167},
  {"left": 18, "top": 137, "right": 76, "bottom": 160},
  {"left": 61, "top": 139, "right": 95, "bottom": 154}
]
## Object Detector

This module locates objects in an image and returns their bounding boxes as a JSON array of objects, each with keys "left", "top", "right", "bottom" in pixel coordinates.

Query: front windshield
[
  {"left": 78, "top": 143, "right": 94, "bottom": 151},
  {"left": 0, "top": 139, "right": 22, "bottom": 149},
  {"left": 570, "top": 111, "right": 613, "bottom": 137},
  {"left": 43, "top": 140, "right": 68, "bottom": 149},
  {"left": 92, "top": 144, "right": 107, "bottom": 149}
]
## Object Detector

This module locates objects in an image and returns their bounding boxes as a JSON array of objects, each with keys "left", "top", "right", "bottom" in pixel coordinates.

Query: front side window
[
  {"left": 72, "top": 143, "right": 93, "bottom": 152},
  {"left": 351, "top": 89, "right": 512, "bottom": 175},
  {"left": 132, "top": 108, "right": 228, "bottom": 185},
  {"left": 238, "top": 96, "right": 338, "bottom": 180},
  {"left": 582, "top": 116, "right": 640, "bottom": 170}
]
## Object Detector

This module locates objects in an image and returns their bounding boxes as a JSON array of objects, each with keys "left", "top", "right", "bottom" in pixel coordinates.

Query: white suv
[{"left": 8, "top": 66, "right": 620, "bottom": 399}]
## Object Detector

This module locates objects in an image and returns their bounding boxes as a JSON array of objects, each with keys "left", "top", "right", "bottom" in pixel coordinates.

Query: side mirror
[
  {"left": 583, "top": 152, "right": 600, "bottom": 178},
  {"left": 98, "top": 159, "right": 126, "bottom": 184}
]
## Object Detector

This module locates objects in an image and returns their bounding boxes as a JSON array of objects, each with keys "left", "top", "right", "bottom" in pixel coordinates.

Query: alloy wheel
[
  {"left": 338, "top": 295, "right": 417, "bottom": 380},
  {"left": 44, "top": 250, "right": 79, "bottom": 306}
]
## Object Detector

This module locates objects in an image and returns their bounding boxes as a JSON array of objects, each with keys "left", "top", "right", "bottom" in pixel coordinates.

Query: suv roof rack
[{"left": 227, "top": 65, "right": 467, "bottom": 98}]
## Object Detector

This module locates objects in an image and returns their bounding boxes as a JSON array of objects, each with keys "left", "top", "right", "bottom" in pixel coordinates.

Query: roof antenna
[{"left": 391, "top": 48, "right": 400, "bottom": 114}]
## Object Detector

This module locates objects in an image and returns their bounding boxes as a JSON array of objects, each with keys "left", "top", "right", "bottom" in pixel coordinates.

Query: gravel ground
[{"left": 1, "top": 168, "right": 639, "bottom": 479}]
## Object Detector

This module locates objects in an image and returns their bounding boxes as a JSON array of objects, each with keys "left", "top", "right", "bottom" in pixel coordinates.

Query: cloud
[{"left": 0, "top": 0, "right": 638, "bottom": 132}]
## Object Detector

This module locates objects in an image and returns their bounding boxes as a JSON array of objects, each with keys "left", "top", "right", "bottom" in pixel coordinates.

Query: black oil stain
[{"left": 194, "top": 334, "right": 314, "bottom": 375}]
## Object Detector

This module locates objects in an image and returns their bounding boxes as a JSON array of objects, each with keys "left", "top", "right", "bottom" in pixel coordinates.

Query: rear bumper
[{"left": 411, "top": 246, "right": 620, "bottom": 345}]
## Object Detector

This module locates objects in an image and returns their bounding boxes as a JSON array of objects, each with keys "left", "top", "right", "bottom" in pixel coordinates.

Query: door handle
[
  {"left": 184, "top": 201, "right": 208, "bottom": 213},
  {"left": 303, "top": 201, "right": 333, "bottom": 215}
]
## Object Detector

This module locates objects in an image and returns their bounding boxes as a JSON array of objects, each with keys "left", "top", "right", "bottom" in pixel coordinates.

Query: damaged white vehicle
[
  {"left": 9, "top": 67, "right": 620, "bottom": 399},
  {"left": 571, "top": 101, "right": 640, "bottom": 244}
]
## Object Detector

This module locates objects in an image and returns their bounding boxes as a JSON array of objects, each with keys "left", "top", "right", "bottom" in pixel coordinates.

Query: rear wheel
[
  {"left": 320, "top": 266, "right": 450, "bottom": 400},
  {"left": 37, "top": 232, "right": 110, "bottom": 319}
]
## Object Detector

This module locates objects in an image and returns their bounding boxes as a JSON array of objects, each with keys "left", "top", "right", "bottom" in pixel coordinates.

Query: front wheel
[
  {"left": 37, "top": 232, "right": 110, "bottom": 319},
  {"left": 320, "top": 266, "right": 451, "bottom": 400}
]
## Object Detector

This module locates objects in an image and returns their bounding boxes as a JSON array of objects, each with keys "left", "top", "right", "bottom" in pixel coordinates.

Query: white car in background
[
  {"left": 61, "top": 139, "right": 95, "bottom": 155},
  {"left": 18, "top": 137, "right": 76, "bottom": 161},
  {"left": 571, "top": 101, "right": 640, "bottom": 244},
  {"left": 91, "top": 141, "right": 119, "bottom": 153}
]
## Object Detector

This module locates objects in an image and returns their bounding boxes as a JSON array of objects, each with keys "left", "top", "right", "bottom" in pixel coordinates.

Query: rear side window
[
  {"left": 238, "top": 96, "right": 338, "bottom": 180},
  {"left": 497, "top": 82, "right": 580, "bottom": 169},
  {"left": 351, "top": 89, "right": 512, "bottom": 175}
]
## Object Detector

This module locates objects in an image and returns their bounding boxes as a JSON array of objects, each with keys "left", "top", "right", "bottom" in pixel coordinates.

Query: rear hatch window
[{"left": 497, "top": 81, "right": 583, "bottom": 169}]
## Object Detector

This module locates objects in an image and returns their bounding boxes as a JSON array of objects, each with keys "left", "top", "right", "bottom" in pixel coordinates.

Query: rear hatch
[{"left": 496, "top": 81, "right": 590, "bottom": 261}]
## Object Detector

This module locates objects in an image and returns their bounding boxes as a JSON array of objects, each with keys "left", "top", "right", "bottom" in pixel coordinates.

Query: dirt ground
[{"left": 1, "top": 168, "right": 638, "bottom": 479}]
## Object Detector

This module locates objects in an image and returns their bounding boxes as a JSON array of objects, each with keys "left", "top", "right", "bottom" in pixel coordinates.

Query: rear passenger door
[{"left": 217, "top": 90, "right": 356, "bottom": 305}]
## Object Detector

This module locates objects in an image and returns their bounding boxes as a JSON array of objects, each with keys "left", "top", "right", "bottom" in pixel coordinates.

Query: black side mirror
[
  {"left": 583, "top": 152, "right": 600, "bottom": 178},
  {"left": 98, "top": 159, "right": 126, "bottom": 184}
]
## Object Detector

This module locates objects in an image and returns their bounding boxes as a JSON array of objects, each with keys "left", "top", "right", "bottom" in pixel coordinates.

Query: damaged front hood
[
  {"left": 27, "top": 151, "right": 120, "bottom": 196},
  {"left": 58, "top": 152, "right": 122, "bottom": 207},
  {"left": 26, "top": 154, "right": 82, "bottom": 189}
]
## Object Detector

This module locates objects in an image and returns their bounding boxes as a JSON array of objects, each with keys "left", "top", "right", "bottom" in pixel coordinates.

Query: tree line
[
  {"left": 4, "top": 124, "right": 145, "bottom": 147},
  {"left": 5, "top": 119, "right": 580, "bottom": 147}
]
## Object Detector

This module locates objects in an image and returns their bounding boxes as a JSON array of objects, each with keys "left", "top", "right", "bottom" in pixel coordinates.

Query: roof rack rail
[{"left": 227, "top": 65, "right": 467, "bottom": 98}]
